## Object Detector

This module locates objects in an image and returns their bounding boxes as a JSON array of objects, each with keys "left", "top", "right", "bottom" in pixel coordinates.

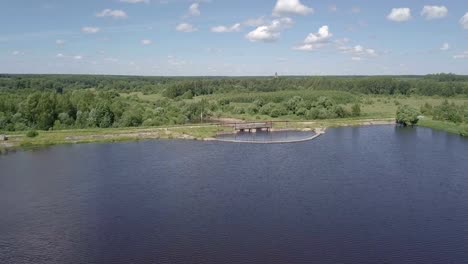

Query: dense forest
[
  {"left": 0, "top": 74, "right": 467, "bottom": 132},
  {"left": 1, "top": 73, "right": 468, "bottom": 96}
]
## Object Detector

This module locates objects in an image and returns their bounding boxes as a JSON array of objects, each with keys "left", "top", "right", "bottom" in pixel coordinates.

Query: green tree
[
  {"left": 460, "top": 125, "right": 468, "bottom": 137},
  {"left": 270, "top": 104, "right": 287, "bottom": 118},
  {"left": 351, "top": 103, "right": 361, "bottom": 117},
  {"left": 0, "top": 112, "right": 7, "bottom": 128},
  {"left": 432, "top": 100, "right": 463, "bottom": 123},
  {"left": 285, "top": 96, "right": 303, "bottom": 114},
  {"left": 119, "top": 106, "right": 144, "bottom": 127},
  {"left": 396, "top": 105, "right": 420, "bottom": 126},
  {"left": 35, "top": 93, "right": 57, "bottom": 130},
  {"left": 260, "top": 103, "right": 275, "bottom": 116},
  {"left": 75, "top": 111, "right": 89, "bottom": 128},
  {"left": 58, "top": 112, "right": 74, "bottom": 126},
  {"left": 26, "top": 130, "right": 39, "bottom": 138}
]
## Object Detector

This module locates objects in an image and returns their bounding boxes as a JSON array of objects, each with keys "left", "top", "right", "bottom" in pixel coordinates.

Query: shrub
[
  {"left": 351, "top": 103, "right": 361, "bottom": 117},
  {"left": 180, "top": 90, "right": 194, "bottom": 99},
  {"left": 334, "top": 105, "right": 349, "bottom": 118},
  {"left": 317, "top": 108, "right": 336, "bottom": 119},
  {"left": 460, "top": 125, "right": 468, "bottom": 137},
  {"left": 253, "top": 99, "right": 265, "bottom": 108},
  {"left": 26, "top": 130, "right": 39, "bottom": 138},
  {"left": 260, "top": 103, "right": 275, "bottom": 115},
  {"left": 269, "top": 105, "right": 288, "bottom": 118},
  {"left": 247, "top": 104, "right": 259, "bottom": 115},
  {"left": 296, "top": 107, "right": 308, "bottom": 116},
  {"left": 420, "top": 102, "right": 433, "bottom": 115},
  {"left": 232, "top": 107, "right": 245, "bottom": 115},
  {"left": 315, "top": 97, "right": 334, "bottom": 109},
  {"left": 218, "top": 98, "right": 230, "bottom": 106},
  {"left": 396, "top": 105, "right": 419, "bottom": 126},
  {"left": 306, "top": 108, "right": 319, "bottom": 119},
  {"left": 432, "top": 100, "right": 463, "bottom": 123},
  {"left": 14, "top": 122, "right": 28, "bottom": 131}
]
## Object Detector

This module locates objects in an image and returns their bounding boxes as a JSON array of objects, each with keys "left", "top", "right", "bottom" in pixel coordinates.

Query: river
[{"left": 1, "top": 125, "right": 468, "bottom": 263}]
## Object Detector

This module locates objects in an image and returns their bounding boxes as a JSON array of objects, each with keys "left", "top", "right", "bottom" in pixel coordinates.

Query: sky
[{"left": 0, "top": 0, "right": 467, "bottom": 76}]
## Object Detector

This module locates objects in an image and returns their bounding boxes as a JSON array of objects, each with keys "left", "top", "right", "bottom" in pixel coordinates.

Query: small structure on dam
[
  {"left": 233, "top": 122, "right": 273, "bottom": 133},
  {"left": 216, "top": 121, "right": 323, "bottom": 144}
]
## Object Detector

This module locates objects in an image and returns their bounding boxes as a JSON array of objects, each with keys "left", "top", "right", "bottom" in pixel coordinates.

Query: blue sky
[{"left": 0, "top": 0, "right": 467, "bottom": 76}]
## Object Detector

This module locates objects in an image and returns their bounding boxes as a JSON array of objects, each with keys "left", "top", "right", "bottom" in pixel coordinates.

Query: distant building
[{"left": 274, "top": 72, "right": 278, "bottom": 79}]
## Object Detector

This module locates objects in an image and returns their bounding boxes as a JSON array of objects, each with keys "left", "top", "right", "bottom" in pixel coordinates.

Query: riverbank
[
  {"left": 2, "top": 117, "right": 465, "bottom": 154},
  {"left": 0, "top": 124, "right": 225, "bottom": 154},
  {"left": 0, "top": 118, "right": 396, "bottom": 153},
  {"left": 418, "top": 118, "right": 468, "bottom": 136}
]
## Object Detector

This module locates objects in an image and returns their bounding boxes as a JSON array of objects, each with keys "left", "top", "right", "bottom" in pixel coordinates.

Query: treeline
[
  {"left": 1, "top": 74, "right": 467, "bottom": 132},
  {"left": 223, "top": 96, "right": 361, "bottom": 119},
  {"left": 0, "top": 88, "right": 359, "bottom": 131},
  {"left": 0, "top": 90, "right": 194, "bottom": 131},
  {"left": 1, "top": 74, "right": 468, "bottom": 98}
]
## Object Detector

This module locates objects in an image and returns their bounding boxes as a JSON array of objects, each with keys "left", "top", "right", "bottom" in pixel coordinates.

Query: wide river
[{"left": 1, "top": 125, "right": 468, "bottom": 264}]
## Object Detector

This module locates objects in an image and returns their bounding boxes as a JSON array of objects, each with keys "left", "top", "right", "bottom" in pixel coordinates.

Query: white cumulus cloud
[
  {"left": 56, "top": 39, "right": 65, "bottom": 45},
  {"left": 273, "top": 0, "right": 313, "bottom": 16},
  {"left": 293, "top": 44, "right": 317, "bottom": 51},
  {"left": 293, "top": 25, "right": 333, "bottom": 51},
  {"left": 96, "top": 9, "right": 128, "bottom": 19},
  {"left": 74, "top": 55, "right": 83, "bottom": 60},
  {"left": 387, "top": 8, "right": 412, "bottom": 22},
  {"left": 461, "top": 13, "right": 468, "bottom": 29},
  {"left": 245, "top": 17, "right": 293, "bottom": 42},
  {"left": 211, "top": 23, "right": 241, "bottom": 33},
  {"left": 421, "top": 6, "right": 448, "bottom": 20},
  {"left": 338, "top": 44, "right": 377, "bottom": 60},
  {"left": 176, "top": 23, "right": 197, "bottom": 32},
  {"left": 304, "top": 25, "right": 332, "bottom": 44},
  {"left": 56, "top": 53, "right": 64, "bottom": 58},
  {"left": 440, "top": 42, "right": 450, "bottom": 51},
  {"left": 141, "top": 39, "right": 152, "bottom": 45},
  {"left": 189, "top": 3, "right": 200, "bottom": 16},
  {"left": 81, "top": 27, "right": 100, "bottom": 34}
]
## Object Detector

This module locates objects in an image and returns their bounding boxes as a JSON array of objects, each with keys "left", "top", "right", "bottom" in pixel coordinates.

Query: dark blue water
[
  {"left": 1, "top": 126, "right": 468, "bottom": 264},
  {"left": 216, "top": 130, "right": 316, "bottom": 143}
]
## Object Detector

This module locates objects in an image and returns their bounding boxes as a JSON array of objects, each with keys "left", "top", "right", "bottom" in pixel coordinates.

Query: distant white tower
[{"left": 274, "top": 72, "right": 278, "bottom": 79}]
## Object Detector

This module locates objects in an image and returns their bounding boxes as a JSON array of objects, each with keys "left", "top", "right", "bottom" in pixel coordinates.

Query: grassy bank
[
  {"left": 1, "top": 125, "right": 225, "bottom": 152},
  {"left": 1, "top": 118, "right": 396, "bottom": 153},
  {"left": 418, "top": 118, "right": 467, "bottom": 136},
  {"left": 2, "top": 115, "right": 467, "bottom": 154}
]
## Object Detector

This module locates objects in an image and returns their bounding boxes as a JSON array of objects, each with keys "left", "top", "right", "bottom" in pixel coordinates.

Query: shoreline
[
  {"left": 214, "top": 128, "right": 326, "bottom": 144},
  {"left": 2, "top": 117, "right": 463, "bottom": 154}
]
